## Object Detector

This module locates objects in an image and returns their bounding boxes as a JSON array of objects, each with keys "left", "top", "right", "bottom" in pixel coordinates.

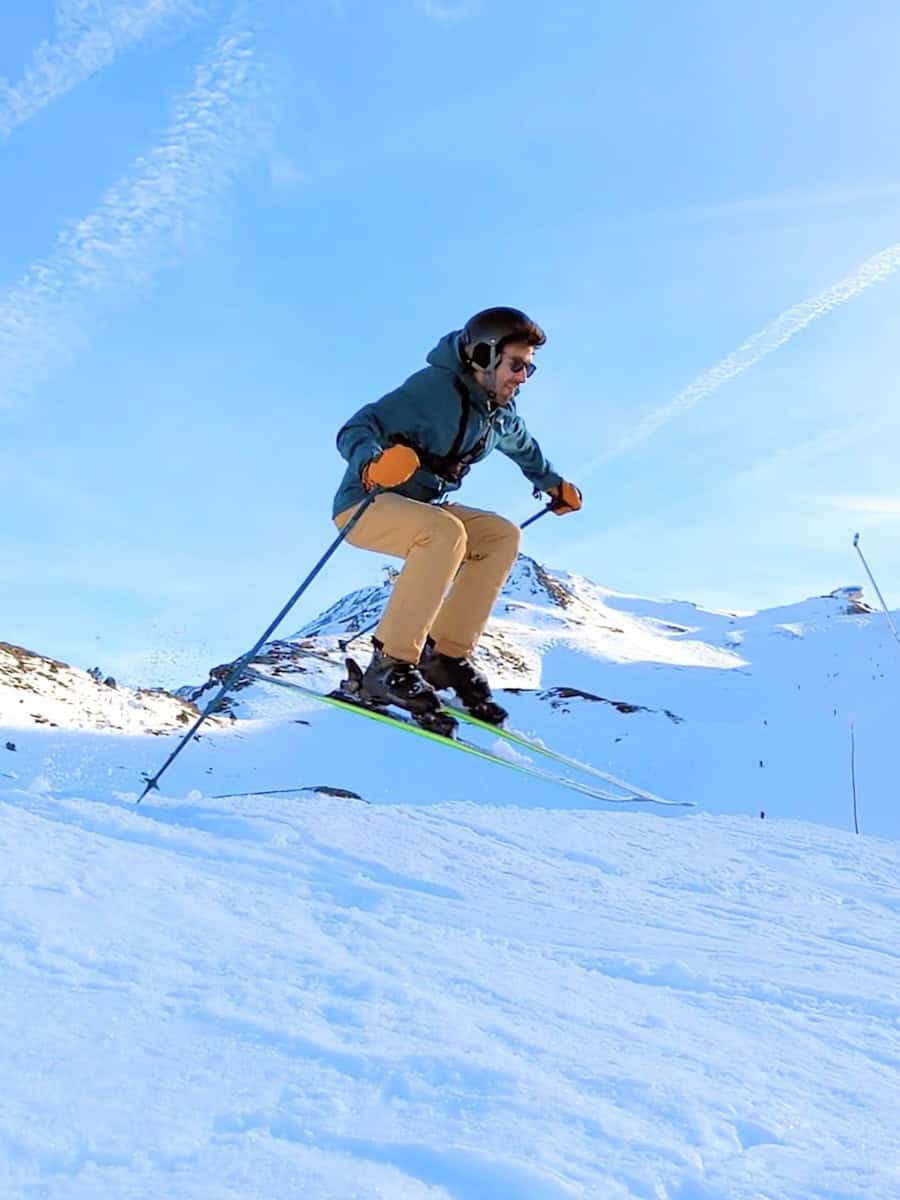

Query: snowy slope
[
  {"left": 1, "top": 784, "right": 898, "bottom": 1199},
  {"left": 3, "top": 557, "right": 899, "bottom": 836}
]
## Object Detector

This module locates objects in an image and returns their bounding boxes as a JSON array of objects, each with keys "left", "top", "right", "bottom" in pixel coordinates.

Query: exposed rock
[
  {"left": 537, "top": 685, "right": 685, "bottom": 724},
  {"left": 826, "top": 586, "right": 875, "bottom": 616},
  {"left": 302, "top": 785, "right": 363, "bottom": 800}
]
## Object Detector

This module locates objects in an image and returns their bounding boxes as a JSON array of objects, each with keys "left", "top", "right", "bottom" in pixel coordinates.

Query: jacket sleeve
[
  {"left": 336, "top": 388, "right": 418, "bottom": 481},
  {"left": 495, "top": 409, "right": 563, "bottom": 492}
]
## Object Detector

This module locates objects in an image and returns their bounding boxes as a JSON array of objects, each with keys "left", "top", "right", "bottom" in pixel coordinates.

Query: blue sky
[{"left": 3, "top": 0, "right": 900, "bottom": 686}]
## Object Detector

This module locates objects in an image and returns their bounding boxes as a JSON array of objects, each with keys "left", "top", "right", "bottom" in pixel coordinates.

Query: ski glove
[
  {"left": 361, "top": 444, "right": 420, "bottom": 491},
  {"left": 548, "top": 480, "right": 582, "bottom": 515}
]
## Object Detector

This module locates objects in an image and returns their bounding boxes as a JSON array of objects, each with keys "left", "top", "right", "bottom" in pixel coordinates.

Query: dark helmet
[{"left": 461, "top": 306, "right": 546, "bottom": 371}]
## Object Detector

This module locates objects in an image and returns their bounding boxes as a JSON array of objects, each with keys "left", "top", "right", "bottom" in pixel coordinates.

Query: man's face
[{"left": 475, "top": 339, "right": 535, "bottom": 406}]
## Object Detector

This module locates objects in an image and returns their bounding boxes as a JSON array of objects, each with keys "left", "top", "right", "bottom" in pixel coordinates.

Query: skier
[{"left": 332, "top": 306, "right": 582, "bottom": 726}]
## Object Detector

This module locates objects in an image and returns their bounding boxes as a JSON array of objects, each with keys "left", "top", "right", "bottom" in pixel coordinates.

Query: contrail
[
  {"left": 0, "top": 14, "right": 266, "bottom": 406},
  {"left": 578, "top": 235, "right": 900, "bottom": 474},
  {"left": 0, "top": 0, "right": 207, "bottom": 141}
]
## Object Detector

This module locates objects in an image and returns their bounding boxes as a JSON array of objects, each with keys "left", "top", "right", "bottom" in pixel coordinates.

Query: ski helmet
[{"left": 461, "top": 307, "right": 546, "bottom": 371}]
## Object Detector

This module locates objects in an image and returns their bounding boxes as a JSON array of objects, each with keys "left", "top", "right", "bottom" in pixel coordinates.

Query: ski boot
[
  {"left": 419, "top": 640, "right": 508, "bottom": 726},
  {"left": 338, "top": 646, "right": 458, "bottom": 738}
]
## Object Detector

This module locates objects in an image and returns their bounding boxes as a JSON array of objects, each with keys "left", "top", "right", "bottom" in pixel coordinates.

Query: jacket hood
[
  {"left": 425, "top": 331, "right": 465, "bottom": 372},
  {"left": 425, "top": 330, "right": 507, "bottom": 411}
]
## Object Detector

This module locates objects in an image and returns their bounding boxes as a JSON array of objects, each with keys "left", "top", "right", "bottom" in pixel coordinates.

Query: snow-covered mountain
[
  {"left": 170, "top": 555, "right": 898, "bottom": 838},
  {"left": 0, "top": 640, "right": 209, "bottom": 736},
  {"left": 3, "top": 556, "right": 898, "bottom": 835},
  {"left": 0, "top": 640, "right": 225, "bottom": 797}
]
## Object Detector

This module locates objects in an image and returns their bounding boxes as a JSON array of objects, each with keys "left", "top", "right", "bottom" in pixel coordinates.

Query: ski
[
  {"left": 241, "top": 667, "right": 647, "bottom": 805},
  {"left": 269, "top": 646, "right": 687, "bottom": 806},
  {"left": 442, "top": 705, "right": 689, "bottom": 807},
  {"left": 240, "top": 667, "right": 681, "bottom": 806},
  {"left": 337, "top": 654, "right": 686, "bottom": 806}
]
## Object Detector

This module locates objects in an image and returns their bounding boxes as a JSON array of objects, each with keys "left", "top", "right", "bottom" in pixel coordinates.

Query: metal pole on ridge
[
  {"left": 852, "top": 532, "right": 900, "bottom": 646},
  {"left": 138, "top": 494, "right": 377, "bottom": 802}
]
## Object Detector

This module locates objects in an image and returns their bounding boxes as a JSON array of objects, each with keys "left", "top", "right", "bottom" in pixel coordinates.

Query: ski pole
[
  {"left": 519, "top": 502, "right": 554, "bottom": 531},
  {"left": 138, "top": 493, "right": 378, "bottom": 802},
  {"left": 852, "top": 532, "right": 900, "bottom": 646},
  {"left": 338, "top": 624, "right": 376, "bottom": 653},
  {"left": 339, "top": 502, "right": 557, "bottom": 650}
]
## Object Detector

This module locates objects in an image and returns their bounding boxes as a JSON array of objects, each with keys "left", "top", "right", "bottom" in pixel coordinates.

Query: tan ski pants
[{"left": 334, "top": 494, "right": 521, "bottom": 663}]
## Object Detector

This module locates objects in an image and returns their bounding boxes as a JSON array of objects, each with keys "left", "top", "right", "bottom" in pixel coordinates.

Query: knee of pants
[
  {"left": 416, "top": 508, "right": 467, "bottom": 558},
  {"left": 476, "top": 515, "right": 521, "bottom": 561}
]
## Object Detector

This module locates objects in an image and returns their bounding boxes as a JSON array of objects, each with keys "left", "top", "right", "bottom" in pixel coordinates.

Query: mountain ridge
[{"left": 2, "top": 556, "right": 896, "bottom": 837}]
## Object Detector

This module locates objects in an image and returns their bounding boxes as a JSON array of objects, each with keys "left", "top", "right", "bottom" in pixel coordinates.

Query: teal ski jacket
[{"left": 333, "top": 331, "right": 563, "bottom": 518}]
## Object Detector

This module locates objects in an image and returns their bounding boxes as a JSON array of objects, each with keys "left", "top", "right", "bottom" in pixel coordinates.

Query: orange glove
[
  {"left": 548, "top": 480, "right": 582, "bottom": 515},
  {"left": 361, "top": 444, "right": 420, "bottom": 491}
]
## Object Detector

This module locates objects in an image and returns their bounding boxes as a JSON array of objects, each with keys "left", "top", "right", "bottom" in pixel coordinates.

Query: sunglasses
[{"left": 501, "top": 354, "right": 537, "bottom": 379}]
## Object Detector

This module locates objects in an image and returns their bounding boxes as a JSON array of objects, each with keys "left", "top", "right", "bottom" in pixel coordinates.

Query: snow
[
  {"left": 4, "top": 559, "right": 900, "bottom": 1197},
  {"left": 1, "top": 784, "right": 898, "bottom": 1199}
]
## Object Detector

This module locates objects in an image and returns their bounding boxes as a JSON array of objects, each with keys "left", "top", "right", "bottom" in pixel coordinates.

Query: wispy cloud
[
  {"left": 0, "top": 0, "right": 209, "bottom": 142},
  {"left": 822, "top": 494, "right": 900, "bottom": 518},
  {"left": 639, "top": 180, "right": 900, "bottom": 227},
  {"left": 579, "top": 236, "right": 900, "bottom": 475},
  {"left": 415, "top": 0, "right": 480, "bottom": 26},
  {"left": 268, "top": 152, "right": 306, "bottom": 190},
  {"left": 729, "top": 426, "right": 873, "bottom": 488},
  {"left": 0, "top": 14, "right": 267, "bottom": 407}
]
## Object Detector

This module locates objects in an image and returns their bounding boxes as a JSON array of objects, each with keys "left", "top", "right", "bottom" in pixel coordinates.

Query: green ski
[
  {"left": 241, "top": 668, "right": 684, "bottom": 807},
  {"left": 443, "top": 705, "right": 688, "bottom": 807},
  {"left": 269, "top": 645, "right": 688, "bottom": 806}
]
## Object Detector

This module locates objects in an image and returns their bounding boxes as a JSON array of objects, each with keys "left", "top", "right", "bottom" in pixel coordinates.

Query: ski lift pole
[
  {"left": 853, "top": 532, "right": 900, "bottom": 646},
  {"left": 340, "top": 501, "right": 556, "bottom": 650},
  {"left": 138, "top": 493, "right": 378, "bottom": 802}
]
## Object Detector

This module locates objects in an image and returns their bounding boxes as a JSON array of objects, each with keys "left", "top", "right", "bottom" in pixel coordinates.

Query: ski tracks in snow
[{"left": 0, "top": 786, "right": 899, "bottom": 1199}]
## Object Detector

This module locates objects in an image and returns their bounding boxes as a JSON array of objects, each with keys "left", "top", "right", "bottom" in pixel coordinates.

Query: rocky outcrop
[{"left": 0, "top": 641, "right": 210, "bottom": 735}]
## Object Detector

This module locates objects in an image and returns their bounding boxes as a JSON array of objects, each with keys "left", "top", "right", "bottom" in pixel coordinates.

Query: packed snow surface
[{"left": 2, "top": 782, "right": 898, "bottom": 1199}]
